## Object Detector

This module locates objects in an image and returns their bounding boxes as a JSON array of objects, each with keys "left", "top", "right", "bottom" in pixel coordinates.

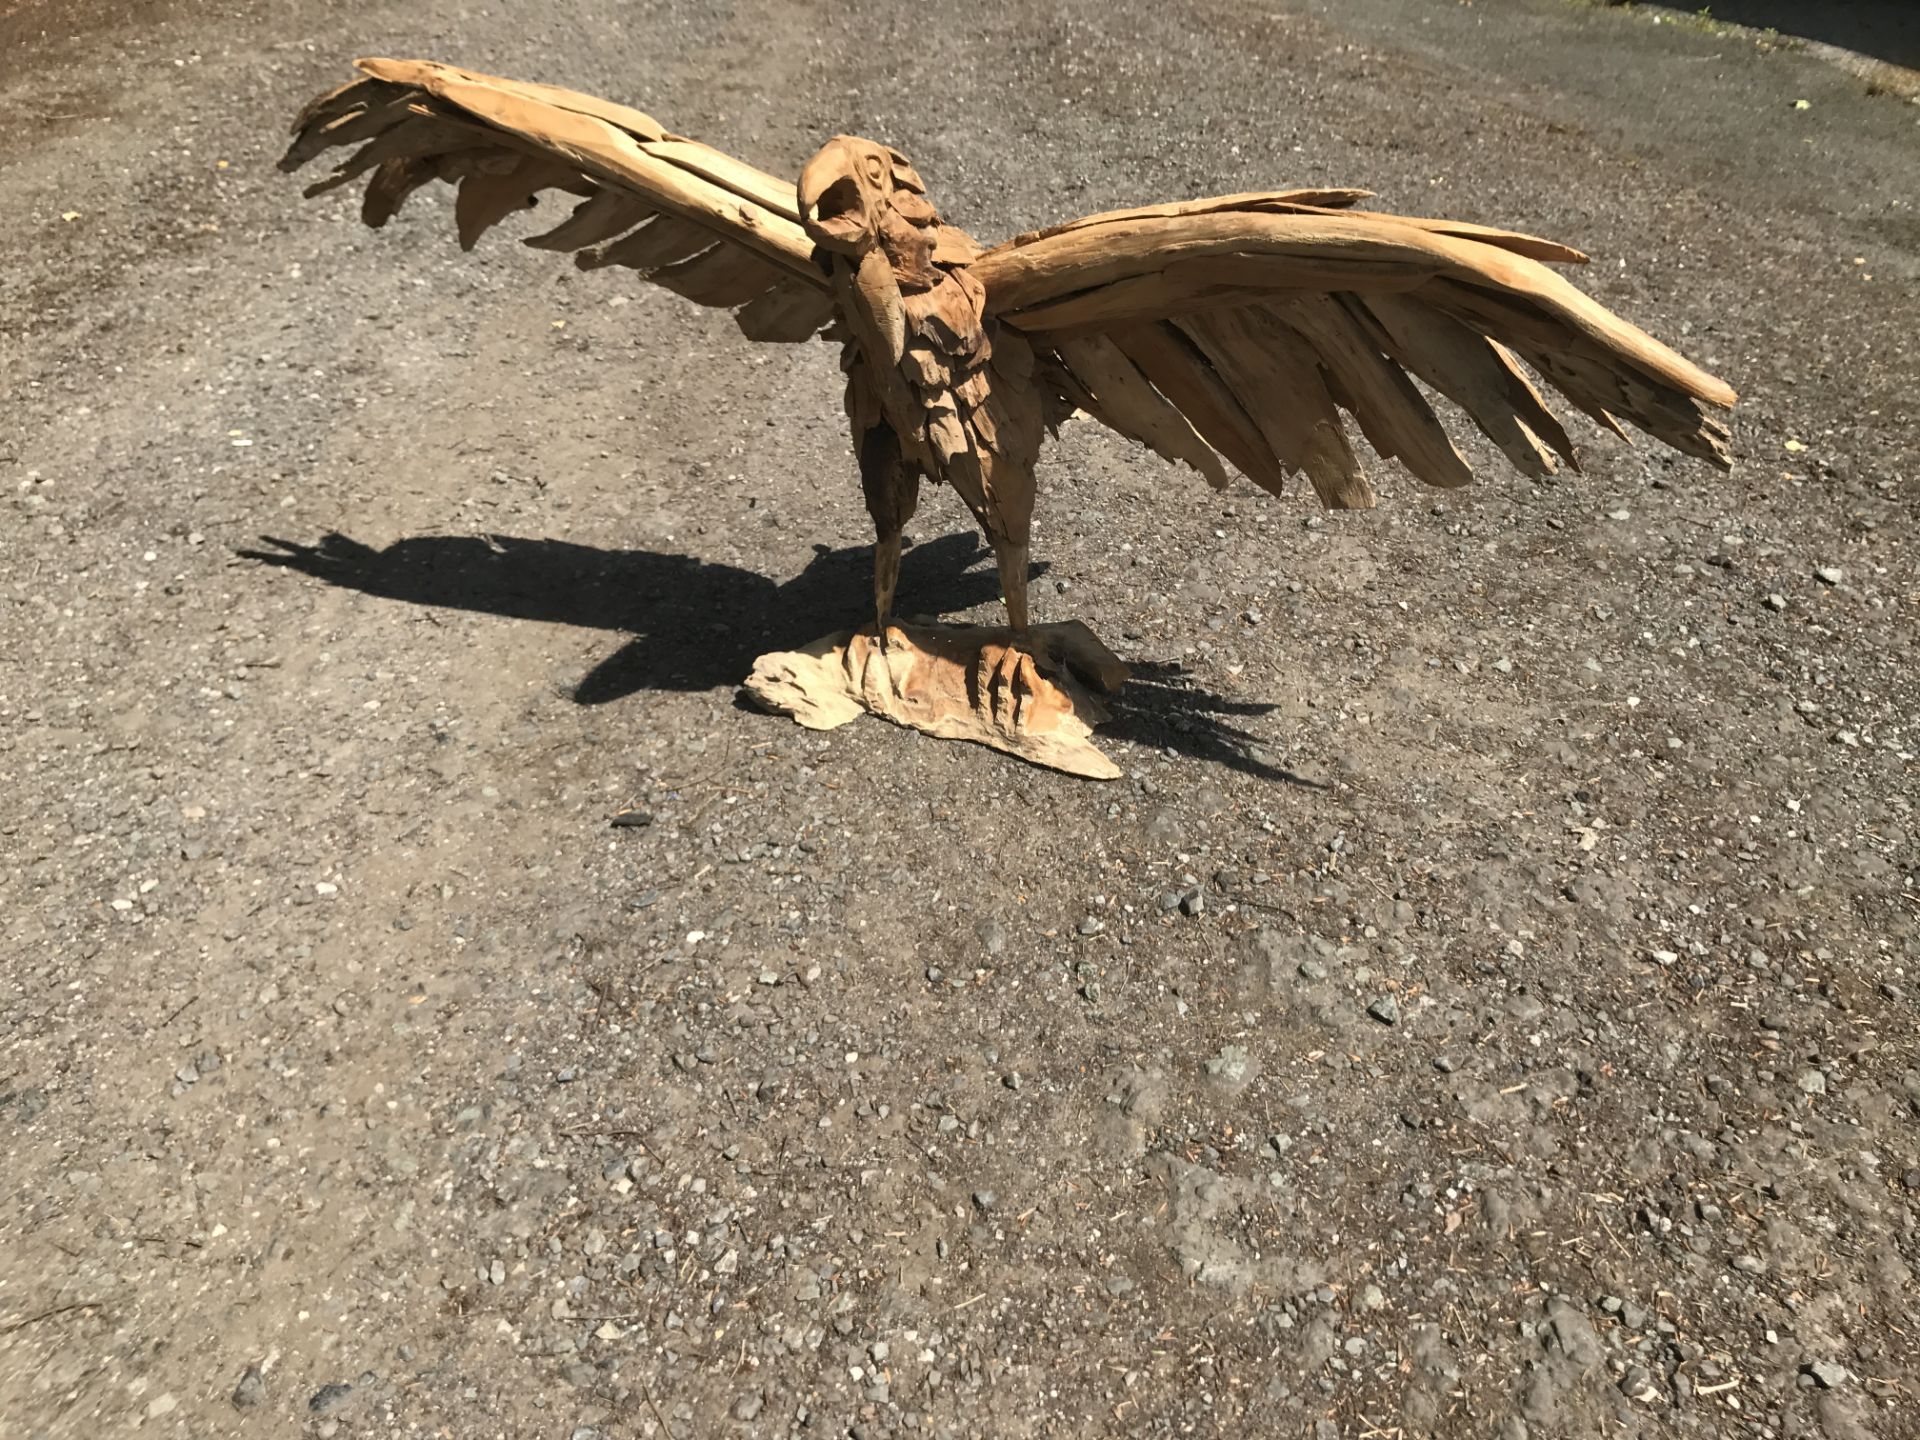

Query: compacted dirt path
[{"left": 3, "top": 1, "right": 1915, "bottom": 1436}]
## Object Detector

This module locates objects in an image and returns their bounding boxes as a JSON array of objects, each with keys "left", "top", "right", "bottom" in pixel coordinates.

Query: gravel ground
[{"left": 3, "top": 1, "right": 1917, "bottom": 1437}]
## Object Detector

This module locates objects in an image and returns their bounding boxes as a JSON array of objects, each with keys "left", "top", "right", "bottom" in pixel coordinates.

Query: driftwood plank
[
  {"left": 1004, "top": 253, "right": 1433, "bottom": 333},
  {"left": 1425, "top": 278, "right": 1730, "bottom": 465},
  {"left": 1007, "top": 188, "right": 1376, "bottom": 246},
  {"left": 648, "top": 243, "right": 789, "bottom": 307},
  {"left": 355, "top": 58, "right": 670, "bottom": 143},
  {"left": 639, "top": 138, "right": 803, "bottom": 221},
  {"left": 1352, "top": 293, "right": 1571, "bottom": 475},
  {"left": 1280, "top": 203, "right": 1590, "bottom": 266},
  {"left": 1272, "top": 294, "right": 1473, "bottom": 490},
  {"left": 280, "top": 93, "right": 419, "bottom": 170},
  {"left": 299, "top": 113, "right": 500, "bottom": 196},
  {"left": 523, "top": 187, "right": 654, "bottom": 250},
  {"left": 348, "top": 60, "right": 820, "bottom": 281},
  {"left": 979, "top": 211, "right": 1735, "bottom": 409},
  {"left": 735, "top": 281, "right": 836, "bottom": 343},
  {"left": 1108, "top": 322, "right": 1292, "bottom": 496},
  {"left": 360, "top": 157, "right": 437, "bottom": 226},
  {"left": 1054, "top": 335, "right": 1229, "bottom": 488},
  {"left": 580, "top": 216, "right": 720, "bottom": 272},
  {"left": 290, "top": 74, "right": 385, "bottom": 134},
  {"left": 1180, "top": 307, "right": 1376, "bottom": 510},
  {"left": 454, "top": 156, "right": 586, "bottom": 249}
]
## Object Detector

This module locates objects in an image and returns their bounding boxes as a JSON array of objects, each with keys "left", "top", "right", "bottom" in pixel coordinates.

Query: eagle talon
[{"left": 976, "top": 638, "right": 1049, "bottom": 735}]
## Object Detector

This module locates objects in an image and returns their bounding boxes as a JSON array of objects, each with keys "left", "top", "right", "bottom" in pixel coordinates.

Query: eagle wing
[
  {"left": 283, "top": 58, "right": 835, "bottom": 344},
  {"left": 971, "top": 193, "right": 1735, "bottom": 507}
]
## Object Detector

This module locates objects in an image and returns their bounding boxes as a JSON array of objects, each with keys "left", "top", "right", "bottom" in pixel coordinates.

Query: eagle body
[
  {"left": 794, "top": 135, "right": 1049, "bottom": 628},
  {"left": 284, "top": 58, "right": 1736, "bottom": 662}
]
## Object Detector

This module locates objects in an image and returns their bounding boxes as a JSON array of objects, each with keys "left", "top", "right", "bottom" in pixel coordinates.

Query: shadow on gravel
[
  {"left": 1101, "top": 662, "right": 1324, "bottom": 786},
  {"left": 241, "top": 529, "right": 1005, "bottom": 695},
  {"left": 243, "top": 530, "right": 1315, "bottom": 781},
  {"left": 1682, "top": 0, "right": 1919, "bottom": 68}
]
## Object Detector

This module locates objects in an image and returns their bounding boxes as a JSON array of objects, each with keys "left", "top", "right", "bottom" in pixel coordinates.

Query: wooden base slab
[{"left": 745, "top": 619, "right": 1130, "bottom": 779}]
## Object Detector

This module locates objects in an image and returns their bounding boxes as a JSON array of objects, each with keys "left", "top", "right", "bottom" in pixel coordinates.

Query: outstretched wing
[
  {"left": 971, "top": 194, "right": 1735, "bottom": 508},
  {"left": 283, "top": 58, "right": 835, "bottom": 343}
]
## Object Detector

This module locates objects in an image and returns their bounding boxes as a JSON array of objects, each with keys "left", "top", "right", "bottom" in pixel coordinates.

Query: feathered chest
[{"left": 832, "top": 249, "right": 1000, "bottom": 470}]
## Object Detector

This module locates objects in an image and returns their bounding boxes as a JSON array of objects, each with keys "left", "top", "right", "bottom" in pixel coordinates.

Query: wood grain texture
[
  {"left": 746, "top": 621, "right": 1130, "bottom": 780},
  {"left": 1053, "top": 335, "right": 1229, "bottom": 489}
]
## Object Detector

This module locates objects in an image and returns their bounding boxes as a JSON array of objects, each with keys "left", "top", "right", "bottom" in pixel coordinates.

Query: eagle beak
[{"left": 798, "top": 145, "right": 872, "bottom": 253}]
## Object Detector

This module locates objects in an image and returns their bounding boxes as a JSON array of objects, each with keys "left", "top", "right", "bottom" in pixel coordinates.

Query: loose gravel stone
[
  {"left": 1204, "top": 1044, "right": 1256, "bottom": 1091},
  {"left": 1805, "top": 1359, "right": 1851, "bottom": 1389},
  {"left": 308, "top": 1383, "right": 353, "bottom": 1415},
  {"left": 230, "top": 1367, "right": 265, "bottom": 1410},
  {"left": 1619, "top": 1365, "right": 1661, "bottom": 1404}
]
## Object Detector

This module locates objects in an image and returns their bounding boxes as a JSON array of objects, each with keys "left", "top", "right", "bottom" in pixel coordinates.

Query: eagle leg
[
  {"left": 858, "top": 423, "right": 921, "bottom": 643},
  {"left": 873, "top": 534, "right": 903, "bottom": 638},
  {"left": 992, "top": 538, "right": 1031, "bottom": 634}
]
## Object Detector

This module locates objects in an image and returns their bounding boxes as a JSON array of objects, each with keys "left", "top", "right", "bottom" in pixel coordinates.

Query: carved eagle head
[{"left": 798, "top": 136, "right": 943, "bottom": 287}]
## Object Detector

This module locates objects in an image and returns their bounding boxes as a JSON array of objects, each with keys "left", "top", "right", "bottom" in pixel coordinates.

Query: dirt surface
[{"left": 3, "top": 1, "right": 1917, "bottom": 1437}]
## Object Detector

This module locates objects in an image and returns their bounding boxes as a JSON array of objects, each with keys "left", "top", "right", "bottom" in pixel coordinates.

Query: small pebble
[
  {"left": 1205, "top": 1044, "right": 1254, "bottom": 1087},
  {"left": 231, "top": 1366, "right": 266, "bottom": 1410},
  {"left": 1805, "top": 1359, "right": 1850, "bottom": 1389},
  {"left": 1619, "top": 1365, "right": 1661, "bottom": 1404},
  {"left": 308, "top": 1382, "right": 353, "bottom": 1415}
]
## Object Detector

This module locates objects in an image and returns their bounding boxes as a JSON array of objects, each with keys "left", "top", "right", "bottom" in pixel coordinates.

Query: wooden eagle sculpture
[{"left": 283, "top": 58, "right": 1735, "bottom": 778}]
